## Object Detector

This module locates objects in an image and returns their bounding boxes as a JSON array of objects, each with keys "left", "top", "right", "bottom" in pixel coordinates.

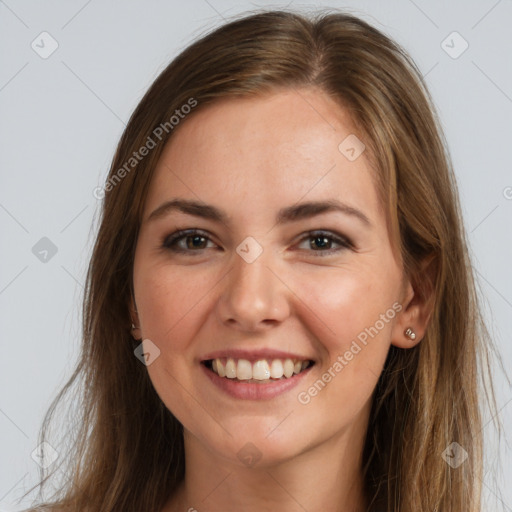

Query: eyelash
[{"left": 161, "top": 229, "right": 353, "bottom": 256}]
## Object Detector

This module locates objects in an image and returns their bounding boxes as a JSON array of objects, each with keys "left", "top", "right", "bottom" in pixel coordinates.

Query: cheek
[
  {"left": 293, "top": 263, "right": 400, "bottom": 406},
  {"left": 298, "top": 262, "right": 399, "bottom": 348},
  {"left": 135, "top": 262, "right": 215, "bottom": 344},
  {"left": 133, "top": 263, "right": 220, "bottom": 429}
]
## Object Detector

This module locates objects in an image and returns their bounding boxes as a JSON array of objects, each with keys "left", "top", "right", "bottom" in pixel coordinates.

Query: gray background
[{"left": 1, "top": 1, "right": 511, "bottom": 510}]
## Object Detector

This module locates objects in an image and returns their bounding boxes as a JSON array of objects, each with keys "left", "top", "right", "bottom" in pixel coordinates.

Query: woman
[{"left": 23, "top": 9, "right": 498, "bottom": 512}]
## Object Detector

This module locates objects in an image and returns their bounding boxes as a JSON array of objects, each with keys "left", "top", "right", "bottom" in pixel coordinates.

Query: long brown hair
[{"left": 22, "top": 9, "right": 500, "bottom": 512}]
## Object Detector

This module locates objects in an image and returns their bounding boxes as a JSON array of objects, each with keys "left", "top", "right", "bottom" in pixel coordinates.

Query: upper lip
[{"left": 200, "top": 348, "right": 315, "bottom": 363}]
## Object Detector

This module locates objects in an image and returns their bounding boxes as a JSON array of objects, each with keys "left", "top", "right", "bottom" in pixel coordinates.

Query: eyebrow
[{"left": 146, "top": 198, "right": 372, "bottom": 227}]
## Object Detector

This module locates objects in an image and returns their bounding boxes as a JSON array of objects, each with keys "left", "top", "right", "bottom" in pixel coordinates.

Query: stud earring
[{"left": 404, "top": 327, "right": 416, "bottom": 340}]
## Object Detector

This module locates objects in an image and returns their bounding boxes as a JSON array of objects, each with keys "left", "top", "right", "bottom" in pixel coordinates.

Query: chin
[{"left": 206, "top": 426, "right": 309, "bottom": 469}]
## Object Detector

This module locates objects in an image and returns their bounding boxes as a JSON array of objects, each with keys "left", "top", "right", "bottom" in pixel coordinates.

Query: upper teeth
[{"left": 210, "top": 358, "right": 311, "bottom": 380}]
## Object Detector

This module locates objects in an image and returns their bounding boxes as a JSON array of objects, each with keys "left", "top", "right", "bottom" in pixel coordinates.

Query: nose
[{"left": 216, "top": 248, "right": 291, "bottom": 332}]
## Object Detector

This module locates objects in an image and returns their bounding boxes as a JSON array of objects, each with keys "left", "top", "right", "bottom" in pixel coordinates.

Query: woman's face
[{"left": 132, "top": 88, "right": 410, "bottom": 467}]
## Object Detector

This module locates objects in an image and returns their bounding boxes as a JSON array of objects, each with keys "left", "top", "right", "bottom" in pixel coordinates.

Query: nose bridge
[{"left": 217, "top": 242, "right": 289, "bottom": 329}]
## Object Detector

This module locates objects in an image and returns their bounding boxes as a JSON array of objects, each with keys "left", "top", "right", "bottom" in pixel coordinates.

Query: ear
[
  {"left": 391, "top": 253, "right": 437, "bottom": 348},
  {"left": 129, "top": 292, "right": 142, "bottom": 341}
]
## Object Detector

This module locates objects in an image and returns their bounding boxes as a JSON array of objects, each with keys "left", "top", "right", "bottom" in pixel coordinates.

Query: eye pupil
[
  {"left": 187, "top": 235, "right": 206, "bottom": 249},
  {"left": 312, "top": 236, "right": 330, "bottom": 250}
]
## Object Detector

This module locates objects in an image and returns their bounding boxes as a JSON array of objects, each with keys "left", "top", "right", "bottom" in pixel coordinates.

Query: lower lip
[{"left": 201, "top": 363, "right": 313, "bottom": 400}]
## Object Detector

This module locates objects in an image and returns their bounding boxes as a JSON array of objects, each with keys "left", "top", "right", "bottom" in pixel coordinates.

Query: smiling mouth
[{"left": 202, "top": 357, "right": 315, "bottom": 383}]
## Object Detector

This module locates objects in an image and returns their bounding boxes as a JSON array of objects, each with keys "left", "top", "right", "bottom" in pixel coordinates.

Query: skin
[{"left": 131, "top": 88, "right": 431, "bottom": 512}]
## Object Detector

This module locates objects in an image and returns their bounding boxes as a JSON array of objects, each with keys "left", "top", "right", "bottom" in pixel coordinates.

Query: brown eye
[
  {"left": 296, "top": 231, "right": 352, "bottom": 256},
  {"left": 310, "top": 235, "right": 332, "bottom": 250},
  {"left": 184, "top": 234, "right": 208, "bottom": 249},
  {"left": 162, "top": 229, "right": 217, "bottom": 254}
]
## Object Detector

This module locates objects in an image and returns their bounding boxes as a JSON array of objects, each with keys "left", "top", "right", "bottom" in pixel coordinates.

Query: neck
[{"left": 164, "top": 420, "right": 370, "bottom": 512}]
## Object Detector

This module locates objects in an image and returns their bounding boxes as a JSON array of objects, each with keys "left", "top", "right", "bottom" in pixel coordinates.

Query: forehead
[{"left": 144, "top": 88, "right": 381, "bottom": 228}]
